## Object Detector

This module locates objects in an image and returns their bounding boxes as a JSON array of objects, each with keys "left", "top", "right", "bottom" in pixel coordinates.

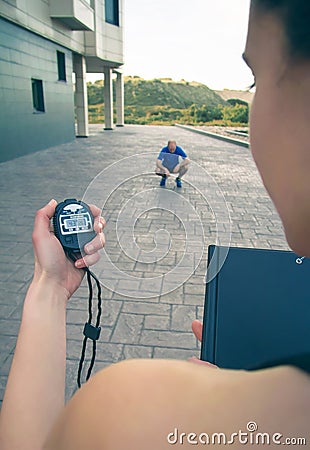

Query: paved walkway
[{"left": 0, "top": 124, "right": 289, "bottom": 403}]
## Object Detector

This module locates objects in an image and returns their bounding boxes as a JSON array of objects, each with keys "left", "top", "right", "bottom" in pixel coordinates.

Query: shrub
[{"left": 222, "top": 104, "right": 249, "bottom": 123}]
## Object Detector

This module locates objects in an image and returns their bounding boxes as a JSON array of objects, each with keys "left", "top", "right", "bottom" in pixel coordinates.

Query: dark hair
[{"left": 254, "top": 0, "right": 310, "bottom": 59}]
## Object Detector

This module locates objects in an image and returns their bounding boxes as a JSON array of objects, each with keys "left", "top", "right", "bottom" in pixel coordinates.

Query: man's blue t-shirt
[{"left": 157, "top": 146, "right": 187, "bottom": 171}]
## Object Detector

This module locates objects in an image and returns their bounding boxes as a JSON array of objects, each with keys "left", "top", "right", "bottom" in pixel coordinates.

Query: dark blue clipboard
[{"left": 200, "top": 245, "right": 310, "bottom": 371}]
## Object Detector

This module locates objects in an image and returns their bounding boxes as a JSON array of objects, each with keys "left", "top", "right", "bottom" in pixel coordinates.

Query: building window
[
  {"left": 83, "top": 0, "right": 94, "bottom": 6},
  {"left": 105, "top": 0, "right": 119, "bottom": 26},
  {"left": 31, "top": 79, "right": 45, "bottom": 112},
  {"left": 57, "top": 51, "right": 67, "bottom": 81}
]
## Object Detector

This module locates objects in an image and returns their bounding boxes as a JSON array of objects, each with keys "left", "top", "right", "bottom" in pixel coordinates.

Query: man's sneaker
[
  {"left": 160, "top": 175, "right": 167, "bottom": 187},
  {"left": 176, "top": 177, "right": 182, "bottom": 188}
]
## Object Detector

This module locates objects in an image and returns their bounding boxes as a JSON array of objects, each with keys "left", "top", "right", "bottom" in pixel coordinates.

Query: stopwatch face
[{"left": 57, "top": 203, "right": 93, "bottom": 236}]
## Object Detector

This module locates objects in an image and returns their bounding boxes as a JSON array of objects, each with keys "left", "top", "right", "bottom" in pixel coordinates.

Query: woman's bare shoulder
[{"left": 44, "top": 359, "right": 310, "bottom": 450}]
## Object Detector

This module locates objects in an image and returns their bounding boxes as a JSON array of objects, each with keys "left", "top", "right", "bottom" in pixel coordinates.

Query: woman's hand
[
  {"left": 190, "top": 320, "right": 218, "bottom": 368},
  {"left": 191, "top": 319, "right": 203, "bottom": 342},
  {"left": 31, "top": 199, "right": 106, "bottom": 300}
]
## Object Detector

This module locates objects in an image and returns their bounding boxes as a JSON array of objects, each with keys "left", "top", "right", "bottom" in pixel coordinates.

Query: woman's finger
[
  {"left": 84, "top": 232, "right": 105, "bottom": 254},
  {"left": 188, "top": 357, "right": 218, "bottom": 368},
  {"left": 75, "top": 251, "right": 101, "bottom": 268},
  {"left": 88, "top": 203, "right": 102, "bottom": 219},
  {"left": 32, "top": 199, "right": 58, "bottom": 243},
  {"left": 94, "top": 215, "right": 106, "bottom": 233},
  {"left": 87, "top": 203, "right": 106, "bottom": 233},
  {"left": 191, "top": 320, "right": 203, "bottom": 342}
]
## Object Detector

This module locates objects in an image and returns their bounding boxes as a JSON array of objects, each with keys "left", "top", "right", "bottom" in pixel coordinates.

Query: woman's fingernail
[
  {"left": 48, "top": 198, "right": 56, "bottom": 206},
  {"left": 76, "top": 261, "right": 82, "bottom": 267}
]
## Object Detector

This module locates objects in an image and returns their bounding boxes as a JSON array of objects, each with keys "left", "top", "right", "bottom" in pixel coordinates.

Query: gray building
[{"left": 0, "top": 0, "right": 124, "bottom": 162}]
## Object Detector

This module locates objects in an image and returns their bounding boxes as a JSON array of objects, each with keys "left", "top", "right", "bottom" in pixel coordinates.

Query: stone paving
[{"left": 0, "top": 124, "right": 289, "bottom": 404}]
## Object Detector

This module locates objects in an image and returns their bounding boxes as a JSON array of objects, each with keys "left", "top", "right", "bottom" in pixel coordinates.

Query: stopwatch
[{"left": 53, "top": 198, "right": 96, "bottom": 262}]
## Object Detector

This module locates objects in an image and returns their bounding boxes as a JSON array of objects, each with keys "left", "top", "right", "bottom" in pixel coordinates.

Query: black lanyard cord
[
  {"left": 87, "top": 269, "right": 93, "bottom": 322},
  {"left": 77, "top": 266, "right": 102, "bottom": 388}
]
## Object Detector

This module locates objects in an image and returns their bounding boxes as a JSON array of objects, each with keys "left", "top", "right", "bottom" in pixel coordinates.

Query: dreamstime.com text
[{"left": 167, "top": 422, "right": 307, "bottom": 446}]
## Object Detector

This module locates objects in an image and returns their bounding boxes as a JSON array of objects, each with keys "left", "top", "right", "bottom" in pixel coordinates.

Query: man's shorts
[{"left": 162, "top": 162, "right": 177, "bottom": 173}]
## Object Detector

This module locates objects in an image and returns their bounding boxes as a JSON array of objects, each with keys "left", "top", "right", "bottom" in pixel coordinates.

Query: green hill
[
  {"left": 123, "top": 76, "right": 226, "bottom": 109},
  {"left": 87, "top": 76, "right": 226, "bottom": 108},
  {"left": 87, "top": 76, "right": 248, "bottom": 126}
]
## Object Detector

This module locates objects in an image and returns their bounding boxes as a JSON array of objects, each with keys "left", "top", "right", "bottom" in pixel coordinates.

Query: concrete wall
[
  {"left": 0, "top": 0, "right": 124, "bottom": 162},
  {"left": 0, "top": 18, "right": 75, "bottom": 162},
  {"left": 85, "top": 0, "right": 124, "bottom": 67},
  {"left": 0, "top": 0, "right": 124, "bottom": 66},
  {"left": 0, "top": 0, "right": 85, "bottom": 54}
]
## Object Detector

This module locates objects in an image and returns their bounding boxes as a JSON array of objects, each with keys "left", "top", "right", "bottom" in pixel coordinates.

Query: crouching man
[{"left": 155, "top": 140, "right": 190, "bottom": 187}]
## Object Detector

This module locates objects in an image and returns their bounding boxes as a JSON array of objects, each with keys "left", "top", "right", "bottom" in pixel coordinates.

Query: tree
[
  {"left": 87, "top": 82, "right": 103, "bottom": 105},
  {"left": 227, "top": 98, "right": 248, "bottom": 107},
  {"left": 196, "top": 104, "right": 223, "bottom": 122},
  {"left": 222, "top": 104, "right": 249, "bottom": 123}
]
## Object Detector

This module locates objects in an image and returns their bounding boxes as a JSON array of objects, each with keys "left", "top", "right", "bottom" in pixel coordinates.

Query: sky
[{"left": 88, "top": 0, "right": 253, "bottom": 90}]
